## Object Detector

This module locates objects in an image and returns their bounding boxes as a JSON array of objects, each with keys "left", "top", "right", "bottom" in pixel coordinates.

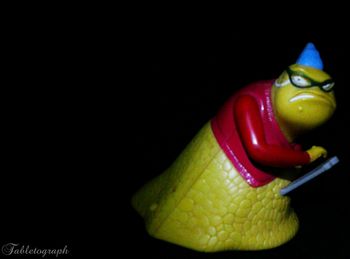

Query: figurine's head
[{"left": 272, "top": 43, "right": 336, "bottom": 138}]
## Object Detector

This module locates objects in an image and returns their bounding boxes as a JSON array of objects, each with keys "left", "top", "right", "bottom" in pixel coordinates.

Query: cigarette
[{"left": 280, "top": 156, "right": 339, "bottom": 196}]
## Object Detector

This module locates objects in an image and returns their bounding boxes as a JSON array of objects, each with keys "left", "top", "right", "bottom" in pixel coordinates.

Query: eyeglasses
[{"left": 286, "top": 67, "right": 335, "bottom": 92}]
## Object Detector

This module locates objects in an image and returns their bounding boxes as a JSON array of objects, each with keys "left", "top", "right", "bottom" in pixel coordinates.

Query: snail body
[{"left": 132, "top": 43, "right": 336, "bottom": 252}]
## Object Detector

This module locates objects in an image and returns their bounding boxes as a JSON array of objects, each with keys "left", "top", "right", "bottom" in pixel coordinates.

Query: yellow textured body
[{"left": 132, "top": 122, "right": 299, "bottom": 252}]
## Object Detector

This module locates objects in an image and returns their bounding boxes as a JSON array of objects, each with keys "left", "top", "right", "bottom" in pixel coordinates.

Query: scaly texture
[{"left": 132, "top": 122, "right": 298, "bottom": 252}]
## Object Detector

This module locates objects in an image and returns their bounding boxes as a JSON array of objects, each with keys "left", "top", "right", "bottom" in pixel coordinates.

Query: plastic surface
[
  {"left": 296, "top": 42, "right": 324, "bottom": 70},
  {"left": 132, "top": 43, "right": 337, "bottom": 252},
  {"left": 211, "top": 80, "right": 285, "bottom": 187},
  {"left": 234, "top": 95, "right": 310, "bottom": 167},
  {"left": 132, "top": 123, "right": 298, "bottom": 251},
  {"left": 280, "top": 156, "right": 339, "bottom": 196}
]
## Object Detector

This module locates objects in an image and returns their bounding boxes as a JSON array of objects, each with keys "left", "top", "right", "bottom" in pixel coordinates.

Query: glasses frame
[{"left": 286, "top": 67, "right": 334, "bottom": 92}]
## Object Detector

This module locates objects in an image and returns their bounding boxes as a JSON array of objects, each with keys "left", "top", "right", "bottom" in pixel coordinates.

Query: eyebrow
[{"left": 287, "top": 68, "right": 333, "bottom": 84}]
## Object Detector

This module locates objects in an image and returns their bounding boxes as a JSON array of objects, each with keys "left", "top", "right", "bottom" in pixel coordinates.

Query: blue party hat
[{"left": 296, "top": 42, "right": 323, "bottom": 70}]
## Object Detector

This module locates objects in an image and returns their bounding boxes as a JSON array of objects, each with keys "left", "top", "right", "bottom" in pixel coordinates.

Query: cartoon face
[{"left": 272, "top": 64, "right": 336, "bottom": 133}]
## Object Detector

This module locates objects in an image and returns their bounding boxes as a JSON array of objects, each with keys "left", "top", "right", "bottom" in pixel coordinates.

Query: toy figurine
[{"left": 132, "top": 43, "right": 337, "bottom": 252}]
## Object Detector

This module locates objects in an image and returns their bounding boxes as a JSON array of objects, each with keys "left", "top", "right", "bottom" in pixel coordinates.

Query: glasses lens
[
  {"left": 291, "top": 75, "right": 311, "bottom": 87},
  {"left": 322, "top": 82, "right": 335, "bottom": 92}
]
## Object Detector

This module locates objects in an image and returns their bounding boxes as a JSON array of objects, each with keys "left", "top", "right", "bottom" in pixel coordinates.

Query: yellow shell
[{"left": 132, "top": 122, "right": 298, "bottom": 252}]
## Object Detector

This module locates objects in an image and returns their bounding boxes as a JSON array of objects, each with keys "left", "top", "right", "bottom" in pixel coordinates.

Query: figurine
[{"left": 132, "top": 43, "right": 336, "bottom": 252}]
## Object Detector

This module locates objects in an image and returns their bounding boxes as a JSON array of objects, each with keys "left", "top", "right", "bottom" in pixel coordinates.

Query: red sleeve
[{"left": 234, "top": 95, "right": 310, "bottom": 167}]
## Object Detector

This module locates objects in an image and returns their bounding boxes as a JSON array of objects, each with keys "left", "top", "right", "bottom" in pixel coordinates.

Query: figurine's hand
[{"left": 307, "top": 146, "right": 328, "bottom": 163}]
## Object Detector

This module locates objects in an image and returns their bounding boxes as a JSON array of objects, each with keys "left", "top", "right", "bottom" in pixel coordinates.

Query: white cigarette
[{"left": 280, "top": 156, "right": 339, "bottom": 196}]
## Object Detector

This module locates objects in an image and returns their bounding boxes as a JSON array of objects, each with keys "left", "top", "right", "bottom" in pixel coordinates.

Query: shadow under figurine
[{"left": 132, "top": 43, "right": 337, "bottom": 252}]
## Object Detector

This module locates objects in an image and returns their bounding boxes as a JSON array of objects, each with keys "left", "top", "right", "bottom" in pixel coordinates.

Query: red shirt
[{"left": 211, "top": 80, "right": 310, "bottom": 187}]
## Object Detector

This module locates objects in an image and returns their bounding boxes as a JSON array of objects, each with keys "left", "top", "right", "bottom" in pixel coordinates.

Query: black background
[{"left": 1, "top": 6, "right": 350, "bottom": 259}]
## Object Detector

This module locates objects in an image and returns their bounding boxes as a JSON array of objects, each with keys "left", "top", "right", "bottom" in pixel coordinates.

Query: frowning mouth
[{"left": 289, "top": 92, "right": 335, "bottom": 107}]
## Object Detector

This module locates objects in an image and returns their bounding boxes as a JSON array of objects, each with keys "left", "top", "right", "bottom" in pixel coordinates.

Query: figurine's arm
[{"left": 234, "top": 95, "right": 310, "bottom": 167}]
